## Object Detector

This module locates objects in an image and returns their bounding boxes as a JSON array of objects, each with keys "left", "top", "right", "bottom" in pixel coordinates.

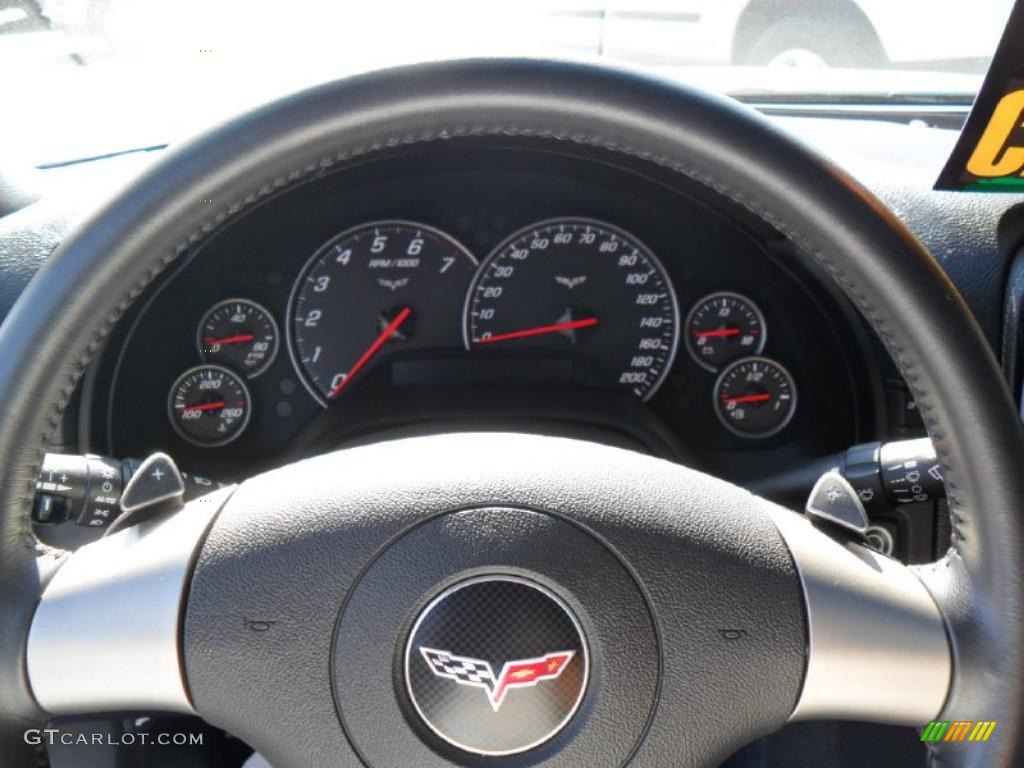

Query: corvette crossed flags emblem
[{"left": 419, "top": 647, "right": 574, "bottom": 711}]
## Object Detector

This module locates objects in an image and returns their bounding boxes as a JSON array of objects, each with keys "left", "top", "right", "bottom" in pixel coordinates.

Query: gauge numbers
[
  {"left": 168, "top": 364, "right": 252, "bottom": 447},
  {"left": 198, "top": 298, "right": 279, "bottom": 377},
  {"left": 288, "top": 221, "right": 477, "bottom": 404},
  {"left": 713, "top": 356, "right": 796, "bottom": 438},
  {"left": 465, "top": 218, "right": 679, "bottom": 400},
  {"left": 685, "top": 292, "right": 765, "bottom": 371}
]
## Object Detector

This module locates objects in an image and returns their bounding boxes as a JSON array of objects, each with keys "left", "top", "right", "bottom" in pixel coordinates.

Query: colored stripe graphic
[
  {"left": 945, "top": 721, "right": 972, "bottom": 741},
  {"left": 922, "top": 720, "right": 997, "bottom": 742},
  {"left": 969, "top": 722, "right": 997, "bottom": 742}
]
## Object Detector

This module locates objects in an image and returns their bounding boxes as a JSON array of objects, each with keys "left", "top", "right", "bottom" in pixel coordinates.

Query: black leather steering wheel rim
[{"left": 1, "top": 58, "right": 1022, "bottom": 766}]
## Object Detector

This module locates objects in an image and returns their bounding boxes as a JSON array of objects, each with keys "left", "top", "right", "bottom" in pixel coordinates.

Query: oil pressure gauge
[{"left": 198, "top": 298, "right": 279, "bottom": 377}]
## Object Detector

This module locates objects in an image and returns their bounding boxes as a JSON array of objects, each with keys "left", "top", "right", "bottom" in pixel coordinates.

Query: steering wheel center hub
[
  {"left": 329, "top": 502, "right": 660, "bottom": 767},
  {"left": 405, "top": 575, "right": 588, "bottom": 756}
]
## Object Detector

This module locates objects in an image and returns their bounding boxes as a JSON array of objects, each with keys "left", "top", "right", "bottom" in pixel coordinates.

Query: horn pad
[{"left": 332, "top": 506, "right": 659, "bottom": 766}]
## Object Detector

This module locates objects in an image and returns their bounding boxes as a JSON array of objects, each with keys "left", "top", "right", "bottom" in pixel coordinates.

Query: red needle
[
  {"left": 204, "top": 333, "right": 255, "bottom": 346},
  {"left": 180, "top": 400, "right": 226, "bottom": 413},
  {"left": 692, "top": 328, "right": 741, "bottom": 338},
  {"left": 475, "top": 317, "right": 599, "bottom": 345},
  {"left": 721, "top": 393, "right": 772, "bottom": 405},
  {"left": 329, "top": 307, "right": 412, "bottom": 399}
]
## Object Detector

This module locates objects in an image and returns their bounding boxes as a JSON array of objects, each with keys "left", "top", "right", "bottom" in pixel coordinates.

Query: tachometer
[
  {"left": 288, "top": 221, "right": 477, "bottom": 404},
  {"left": 465, "top": 218, "right": 679, "bottom": 400}
]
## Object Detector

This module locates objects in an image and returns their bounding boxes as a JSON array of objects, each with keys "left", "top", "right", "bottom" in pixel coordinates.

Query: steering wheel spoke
[
  {"left": 765, "top": 506, "right": 950, "bottom": 724},
  {"left": 26, "top": 487, "right": 232, "bottom": 715}
]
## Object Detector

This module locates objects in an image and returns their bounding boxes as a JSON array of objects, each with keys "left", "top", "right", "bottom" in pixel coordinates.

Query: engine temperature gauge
[
  {"left": 713, "top": 356, "right": 796, "bottom": 439},
  {"left": 168, "top": 365, "right": 252, "bottom": 447},
  {"left": 685, "top": 292, "right": 765, "bottom": 371}
]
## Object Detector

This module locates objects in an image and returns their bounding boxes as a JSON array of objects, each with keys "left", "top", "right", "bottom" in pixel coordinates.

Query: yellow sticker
[{"left": 967, "top": 90, "right": 1024, "bottom": 178}]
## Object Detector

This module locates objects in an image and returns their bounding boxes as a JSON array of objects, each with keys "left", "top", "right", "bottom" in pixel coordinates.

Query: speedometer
[{"left": 465, "top": 218, "right": 679, "bottom": 400}]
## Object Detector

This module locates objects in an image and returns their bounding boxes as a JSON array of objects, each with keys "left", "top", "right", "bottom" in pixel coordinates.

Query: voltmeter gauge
[
  {"left": 685, "top": 292, "right": 765, "bottom": 371},
  {"left": 168, "top": 364, "right": 252, "bottom": 447},
  {"left": 198, "top": 298, "right": 279, "bottom": 377},
  {"left": 713, "top": 356, "right": 796, "bottom": 439}
]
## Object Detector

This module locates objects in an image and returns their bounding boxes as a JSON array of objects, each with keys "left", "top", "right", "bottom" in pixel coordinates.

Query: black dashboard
[
  {"left": 77, "top": 143, "right": 881, "bottom": 487},
  {"left": 2, "top": 110, "right": 1020, "bottom": 570}
]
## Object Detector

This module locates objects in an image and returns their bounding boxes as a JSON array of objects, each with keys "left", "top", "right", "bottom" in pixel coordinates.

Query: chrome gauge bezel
[
  {"left": 166, "top": 363, "right": 253, "bottom": 448},
  {"left": 684, "top": 291, "right": 767, "bottom": 372},
  {"left": 196, "top": 297, "right": 280, "bottom": 378},
  {"left": 462, "top": 216, "right": 681, "bottom": 401},
  {"left": 712, "top": 355, "right": 798, "bottom": 439},
  {"left": 285, "top": 219, "right": 479, "bottom": 407}
]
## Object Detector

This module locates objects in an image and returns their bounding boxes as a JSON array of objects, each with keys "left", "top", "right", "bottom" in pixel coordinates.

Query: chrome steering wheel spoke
[
  {"left": 765, "top": 506, "right": 950, "bottom": 724},
  {"left": 26, "top": 487, "right": 233, "bottom": 715}
]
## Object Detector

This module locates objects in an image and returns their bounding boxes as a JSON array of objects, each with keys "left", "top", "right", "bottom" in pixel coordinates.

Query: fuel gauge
[{"left": 713, "top": 356, "right": 796, "bottom": 439}]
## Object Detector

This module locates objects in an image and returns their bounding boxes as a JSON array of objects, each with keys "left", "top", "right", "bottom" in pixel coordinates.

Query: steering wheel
[{"left": 1, "top": 59, "right": 1022, "bottom": 768}]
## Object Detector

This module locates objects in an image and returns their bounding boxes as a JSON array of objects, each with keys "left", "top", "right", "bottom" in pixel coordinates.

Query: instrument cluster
[
  {"left": 165, "top": 216, "right": 800, "bottom": 448},
  {"left": 87, "top": 145, "right": 875, "bottom": 483}
]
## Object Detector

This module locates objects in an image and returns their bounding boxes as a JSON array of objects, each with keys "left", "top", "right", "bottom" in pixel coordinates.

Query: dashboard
[{"left": 81, "top": 142, "right": 881, "bottom": 486}]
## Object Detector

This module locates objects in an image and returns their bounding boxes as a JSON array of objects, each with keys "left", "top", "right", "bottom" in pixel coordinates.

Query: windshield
[{"left": 1, "top": 0, "right": 1013, "bottom": 165}]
